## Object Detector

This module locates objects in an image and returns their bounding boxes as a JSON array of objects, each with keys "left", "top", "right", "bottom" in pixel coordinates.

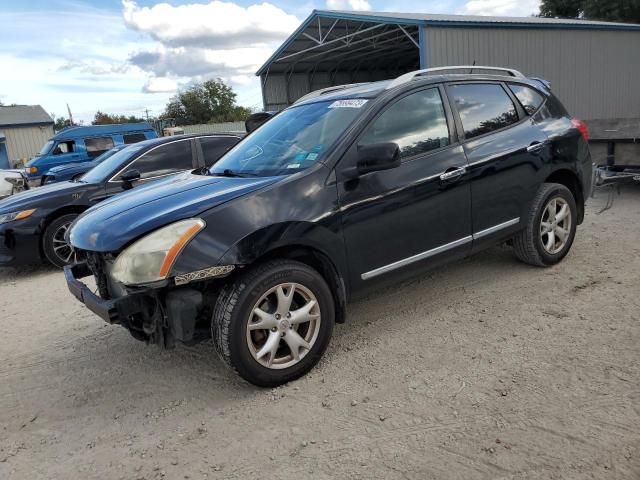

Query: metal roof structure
[
  {"left": 0, "top": 105, "right": 53, "bottom": 128},
  {"left": 257, "top": 10, "right": 640, "bottom": 76},
  {"left": 257, "top": 10, "right": 640, "bottom": 122}
]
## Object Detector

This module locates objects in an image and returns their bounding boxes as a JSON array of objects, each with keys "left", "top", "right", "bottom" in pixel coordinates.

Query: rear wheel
[
  {"left": 513, "top": 183, "right": 577, "bottom": 267},
  {"left": 42, "top": 214, "right": 79, "bottom": 268},
  {"left": 212, "top": 260, "right": 335, "bottom": 387}
]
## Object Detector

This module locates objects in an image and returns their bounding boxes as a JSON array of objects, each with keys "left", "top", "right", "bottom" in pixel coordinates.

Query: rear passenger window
[
  {"left": 449, "top": 84, "right": 518, "bottom": 139},
  {"left": 85, "top": 136, "right": 115, "bottom": 158},
  {"left": 359, "top": 88, "right": 450, "bottom": 159},
  {"left": 199, "top": 136, "right": 239, "bottom": 166},
  {"left": 121, "top": 139, "right": 193, "bottom": 179},
  {"left": 123, "top": 133, "right": 147, "bottom": 144},
  {"left": 508, "top": 84, "right": 545, "bottom": 115}
]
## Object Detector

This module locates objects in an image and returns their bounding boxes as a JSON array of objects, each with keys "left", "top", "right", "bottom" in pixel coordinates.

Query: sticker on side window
[{"left": 328, "top": 99, "right": 368, "bottom": 109}]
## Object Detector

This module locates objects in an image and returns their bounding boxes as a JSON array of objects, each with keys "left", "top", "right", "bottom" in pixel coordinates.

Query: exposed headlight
[
  {"left": 25, "top": 166, "right": 38, "bottom": 174},
  {"left": 111, "top": 218, "right": 205, "bottom": 286},
  {"left": 0, "top": 209, "right": 36, "bottom": 224}
]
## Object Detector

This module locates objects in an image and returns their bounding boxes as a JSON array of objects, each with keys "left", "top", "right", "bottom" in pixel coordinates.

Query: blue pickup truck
[{"left": 24, "top": 123, "right": 157, "bottom": 186}]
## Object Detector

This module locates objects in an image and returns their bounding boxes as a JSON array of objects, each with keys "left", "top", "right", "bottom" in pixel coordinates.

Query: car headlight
[
  {"left": 0, "top": 209, "right": 36, "bottom": 224},
  {"left": 111, "top": 218, "right": 205, "bottom": 286},
  {"left": 25, "top": 166, "right": 38, "bottom": 174}
]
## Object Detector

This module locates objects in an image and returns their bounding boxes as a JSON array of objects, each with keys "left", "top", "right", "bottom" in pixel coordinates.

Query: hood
[
  {"left": 69, "top": 172, "right": 279, "bottom": 252},
  {"left": 0, "top": 180, "right": 86, "bottom": 213},
  {"left": 49, "top": 161, "right": 96, "bottom": 174}
]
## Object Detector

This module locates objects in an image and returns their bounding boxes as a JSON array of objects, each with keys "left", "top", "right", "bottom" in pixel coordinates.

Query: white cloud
[
  {"left": 326, "top": 0, "right": 372, "bottom": 11},
  {"left": 122, "top": 0, "right": 299, "bottom": 48},
  {"left": 142, "top": 77, "right": 179, "bottom": 93},
  {"left": 122, "top": 0, "right": 301, "bottom": 90},
  {"left": 460, "top": 0, "right": 540, "bottom": 16}
]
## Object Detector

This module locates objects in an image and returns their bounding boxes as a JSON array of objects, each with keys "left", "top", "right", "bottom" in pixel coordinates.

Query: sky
[{"left": 0, "top": 0, "right": 541, "bottom": 124}]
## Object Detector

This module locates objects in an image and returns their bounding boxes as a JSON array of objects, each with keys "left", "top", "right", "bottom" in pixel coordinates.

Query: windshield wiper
[{"left": 213, "top": 169, "right": 259, "bottom": 178}]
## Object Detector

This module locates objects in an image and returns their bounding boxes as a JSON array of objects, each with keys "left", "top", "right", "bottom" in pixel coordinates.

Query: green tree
[
  {"left": 92, "top": 111, "right": 146, "bottom": 125},
  {"left": 162, "top": 79, "right": 251, "bottom": 125},
  {"left": 539, "top": 0, "right": 640, "bottom": 23},
  {"left": 53, "top": 116, "right": 71, "bottom": 131}
]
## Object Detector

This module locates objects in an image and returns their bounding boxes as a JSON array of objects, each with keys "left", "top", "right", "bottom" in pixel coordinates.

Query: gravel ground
[{"left": 1, "top": 186, "right": 639, "bottom": 480}]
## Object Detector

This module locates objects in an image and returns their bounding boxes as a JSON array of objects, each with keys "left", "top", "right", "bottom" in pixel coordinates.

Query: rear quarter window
[
  {"left": 448, "top": 83, "right": 519, "bottom": 139},
  {"left": 123, "top": 133, "right": 148, "bottom": 144},
  {"left": 508, "top": 84, "right": 545, "bottom": 115}
]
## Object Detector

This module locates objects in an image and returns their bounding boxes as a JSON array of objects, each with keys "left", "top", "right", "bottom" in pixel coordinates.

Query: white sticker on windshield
[
  {"left": 328, "top": 99, "right": 368, "bottom": 109},
  {"left": 287, "top": 163, "right": 301, "bottom": 169}
]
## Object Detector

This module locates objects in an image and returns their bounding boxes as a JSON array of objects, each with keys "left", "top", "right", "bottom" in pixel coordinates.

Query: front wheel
[
  {"left": 212, "top": 260, "right": 335, "bottom": 387},
  {"left": 513, "top": 183, "right": 577, "bottom": 267},
  {"left": 42, "top": 213, "right": 79, "bottom": 268}
]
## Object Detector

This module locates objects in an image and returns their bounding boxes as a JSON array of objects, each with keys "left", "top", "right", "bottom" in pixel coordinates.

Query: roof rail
[
  {"left": 386, "top": 66, "right": 525, "bottom": 90},
  {"left": 294, "top": 83, "right": 367, "bottom": 104}
]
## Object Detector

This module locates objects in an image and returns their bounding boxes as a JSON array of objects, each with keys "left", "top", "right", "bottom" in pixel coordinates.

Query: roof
[
  {"left": 293, "top": 74, "right": 548, "bottom": 107},
  {"left": 316, "top": 10, "right": 640, "bottom": 29},
  {"left": 53, "top": 122, "right": 155, "bottom": 140},
  {"left": 0, "top": 105, "right": 53, "bottom": 128},
  {"left": 257, "top": 10, "right": 640, "bottom": 76}
]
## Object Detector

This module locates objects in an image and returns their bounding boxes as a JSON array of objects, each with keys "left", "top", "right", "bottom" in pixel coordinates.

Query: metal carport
[{"left": 256, "top": 10, "right": 640, "bottom": 122}]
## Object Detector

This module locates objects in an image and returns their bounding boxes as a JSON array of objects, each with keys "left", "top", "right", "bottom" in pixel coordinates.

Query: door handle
[
  {"left": 526, "top": 142, "right": 546, "bottom": 154},
  {"left": 439, "top": 166, "right": 466, "bottom": 182}
]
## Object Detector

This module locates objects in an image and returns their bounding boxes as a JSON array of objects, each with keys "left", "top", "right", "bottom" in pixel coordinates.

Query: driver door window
[
  {"left": 119, "top": 140, "right": 193, "bottom": 180},
  {"left": 358, "top": 88, "right": 450, "bottom": 160},
  {"left": 53, "top": 141, "right": 75, "bottom": 155}
]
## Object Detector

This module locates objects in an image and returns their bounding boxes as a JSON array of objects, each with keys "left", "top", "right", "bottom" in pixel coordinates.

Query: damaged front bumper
[{"left": 64, "top": 262, "right": 206, "bottom": 347}]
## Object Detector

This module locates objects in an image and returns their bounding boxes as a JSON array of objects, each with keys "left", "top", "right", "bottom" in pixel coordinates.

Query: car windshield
[
  {"left": 209, "top": 99, "right": 365, "bottom": 177},
  {"left": 38, "top": 140, "right": 54, "bottom": 156},
  {"left": 81, "top": 143, "right": 147, "bottom": 183}
]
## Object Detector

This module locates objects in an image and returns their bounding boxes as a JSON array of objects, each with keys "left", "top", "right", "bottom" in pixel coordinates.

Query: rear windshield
[{"left": 210, "top": 100, "right": 364, "bottom": 177}]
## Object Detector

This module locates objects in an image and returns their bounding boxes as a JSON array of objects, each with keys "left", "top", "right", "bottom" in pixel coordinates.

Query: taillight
[{"left": 571, "top": 118, "right": 589, "bottom": 141}]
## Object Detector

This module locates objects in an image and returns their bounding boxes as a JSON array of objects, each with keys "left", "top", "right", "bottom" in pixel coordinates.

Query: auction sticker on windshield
[{"left": 328, "top": 99, "right": 368, "bottom": 108}]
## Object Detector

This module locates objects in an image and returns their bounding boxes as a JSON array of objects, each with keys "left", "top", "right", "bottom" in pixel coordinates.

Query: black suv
[{"left": 65, "top": 67, "right": 592, "bottom": 387}]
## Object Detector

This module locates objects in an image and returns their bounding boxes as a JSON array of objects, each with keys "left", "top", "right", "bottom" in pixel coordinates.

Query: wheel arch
[
  {"left": 38, "top": 205, "right": 89, "bottom": 255},
  {"left": 545, "top": 169, "right": 584, "bottom": 224},
  {"left": 248, "top": 243, "right": 348, "bottom": 324}
]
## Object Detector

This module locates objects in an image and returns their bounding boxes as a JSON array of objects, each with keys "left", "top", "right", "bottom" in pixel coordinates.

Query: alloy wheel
[
  {"left": 540, "top": 196, "right": 572, "bottom": 254},
  {"left": 246, "top": 283, "right": 321, "bottom": 369},
  {"left": 51, "top": 221, "right": 76, "bottom": 265}
]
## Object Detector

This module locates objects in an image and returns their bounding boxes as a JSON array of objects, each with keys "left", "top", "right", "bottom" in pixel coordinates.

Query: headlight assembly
[
  {"left": 0, "top": 209, "right": 36, "bottom": 224},
  {"left": 111, "top": 218, "right": 205, "bottom": 286}
]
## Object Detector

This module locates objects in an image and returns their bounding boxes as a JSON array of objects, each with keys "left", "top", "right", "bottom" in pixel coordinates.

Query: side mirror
[
  {"left": 355, "top": 142, "right": 401, "bottom": 176},
  {"left": 245, "top": 111, "right": 276, "bottom": 133},
  {"left": 121, "top": 169, "right": 141, "bottom": 190}
]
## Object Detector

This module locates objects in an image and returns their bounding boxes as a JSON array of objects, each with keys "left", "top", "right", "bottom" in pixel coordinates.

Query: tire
[
  {"left": 212, "top": 260, "right": 335, "bottom": 387},
  {"left": 42, "top": 213, "right": 79, "bottom": 268},
  {"left": 513, "top": 183, "right": 577, "bottom": 267}
]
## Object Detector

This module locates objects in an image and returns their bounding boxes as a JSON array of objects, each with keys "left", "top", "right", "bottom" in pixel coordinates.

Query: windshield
[
  {"left": 210, "top": 99, "right": 365, "bottom": 177},
  {"left": 81, "top": 142, "right": 147, "bottom": 183},
  {"left": 38, "top": 140, "right": 54, "bottom": 156}
]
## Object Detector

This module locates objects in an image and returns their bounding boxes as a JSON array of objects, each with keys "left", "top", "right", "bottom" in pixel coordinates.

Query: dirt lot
[{"left": 1, "top": 186, "right": 639, "bottom": 480}]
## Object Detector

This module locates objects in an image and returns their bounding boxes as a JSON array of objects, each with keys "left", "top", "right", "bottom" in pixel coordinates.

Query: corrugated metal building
[
  {"left": 257, "top": 10, "right": 640, "bottom": 123},
  {"left": 0, "top": 105, "right": 54, "bottom": 167}
]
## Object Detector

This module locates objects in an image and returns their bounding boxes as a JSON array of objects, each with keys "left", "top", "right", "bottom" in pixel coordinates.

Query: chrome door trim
[
  {"left": 472, "top": 217, "right": 520, "bottom": 240},
  {"left": 359, "top": 217, "right": 520, "bottom": 280},
  {"left": 360, "top": 235, "right": 472, "bottom": 280}
]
